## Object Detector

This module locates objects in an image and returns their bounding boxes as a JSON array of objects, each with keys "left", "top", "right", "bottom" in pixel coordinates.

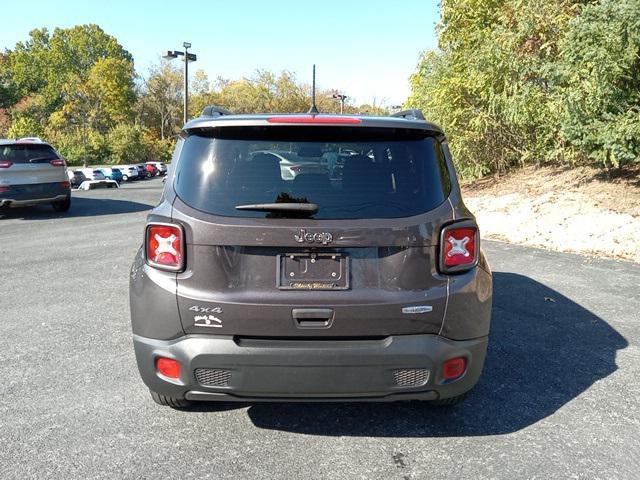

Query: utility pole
[
  {"left": 332, "top": 92, "right": 348, "bottom": 114},
  {"left": 163, "top": 42, "right": 197, "bottom": 125}
]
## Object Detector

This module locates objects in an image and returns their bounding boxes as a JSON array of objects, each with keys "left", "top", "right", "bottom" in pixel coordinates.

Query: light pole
[
  {"left": 332, "top": 92, "right": 347, "bottom": 114},
  {"left": 163, "top": 42, "right": 197, "bottom": 125}
]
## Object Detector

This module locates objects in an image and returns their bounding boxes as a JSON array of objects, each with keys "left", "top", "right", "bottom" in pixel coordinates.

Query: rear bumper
[
  {"left": 0, "top": 182, "right": 70, "bottom": 207},
  {"left": 133, "top": 333, "right": 488, "bottom": 402},
  {"left": 0, "top": 187, "right": 71, "bottom": 207}
]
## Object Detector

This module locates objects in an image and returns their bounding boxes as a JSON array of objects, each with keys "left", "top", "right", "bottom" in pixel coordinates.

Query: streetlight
[
  {"left": 163, "top": 42, "right": 197, "bottom": 125},
  {"left": 332, "top": 92, "right": 348, "bottom": 114}
]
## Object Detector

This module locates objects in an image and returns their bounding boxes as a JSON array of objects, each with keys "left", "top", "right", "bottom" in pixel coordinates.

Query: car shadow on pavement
[
  {"left": 241, "top": 272, "right": 628, "bottom": 437},
  {"left": 0, "top": 196, "right": 151, "bottom": 220}
]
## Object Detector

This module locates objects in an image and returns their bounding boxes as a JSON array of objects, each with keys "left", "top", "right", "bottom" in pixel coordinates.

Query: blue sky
[{"left": 0, "top": 0, "right": 440, "bottom": 106}]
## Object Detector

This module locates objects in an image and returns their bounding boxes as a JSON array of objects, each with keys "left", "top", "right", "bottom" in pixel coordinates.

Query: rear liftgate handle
[{"left": 292, "top": 308, "right": 334, "bottom": 329}]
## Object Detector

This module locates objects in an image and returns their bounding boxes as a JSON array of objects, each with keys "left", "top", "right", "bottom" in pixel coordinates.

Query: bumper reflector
[
  {"left": 442, "top": 357, "right": 467, "bottom": 381},
  {"left": 156, "top": 357, "right": 181, "bottom": 379}
]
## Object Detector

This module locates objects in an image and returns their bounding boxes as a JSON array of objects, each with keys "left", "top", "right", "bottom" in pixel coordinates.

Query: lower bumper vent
[
  {"left": 195, "top": 368, "right": 232, "bottom": 387},
  {"left": 393, "top": 369, "right": 429, "bottom": 387}
]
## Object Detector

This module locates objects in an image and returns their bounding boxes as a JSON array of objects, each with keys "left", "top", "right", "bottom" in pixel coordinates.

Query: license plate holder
[{"left": 277, "top": 253, "right": 349, "bottom": 290}]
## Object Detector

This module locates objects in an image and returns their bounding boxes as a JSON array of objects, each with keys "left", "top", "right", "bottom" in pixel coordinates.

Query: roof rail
[
  {"left": 201, "top": 105, "right": 233, "bottom": 117},
  {"left": 391, "top": 109, "right": 425, "bottom": 121}
]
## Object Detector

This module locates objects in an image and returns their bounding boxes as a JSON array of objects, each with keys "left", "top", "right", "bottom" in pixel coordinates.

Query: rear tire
[
  {"left": 52, "top": 196, "right": 71, "bottom": 212},
  {"left": 149, "top": 390, "right": 192, "bottom": 408},
  {"left": 122, "top": 174, "right": 128, "bottom": 181},
  {"left": 429, "top": 392, "right": 467, "bottom": 406}
]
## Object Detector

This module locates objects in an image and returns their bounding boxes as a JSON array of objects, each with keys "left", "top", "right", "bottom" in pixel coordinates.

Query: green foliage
[
  {"left": 137, "top": 61, "right": 183, "bottom": 140},
  {"left": 7, "top": 116, "right": 44, "bottom": 139},
  {"left": 188, "top": 69, "right": 383, "bottom": 118},
  {"left": 106, "top": 124, "right": 148, "bottom": 165},
  {"left": 558, "top": 0, "right": 640, "bottom": 168},
  {"left": 407, "top": 0, "right": 640, "bottom": 178},
  {"left": 3, "top": 23, "right": 390, "bottom": 166}
]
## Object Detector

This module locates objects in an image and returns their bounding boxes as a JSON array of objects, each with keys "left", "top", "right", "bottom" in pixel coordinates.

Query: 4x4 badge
[{"left": 294, "top": 229, "right": 333, "bottom": 245}]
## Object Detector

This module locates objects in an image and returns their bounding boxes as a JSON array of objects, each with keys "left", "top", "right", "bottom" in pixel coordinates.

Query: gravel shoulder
[{"left": 462, "top": 165, "right": 640, "bottom": 262}]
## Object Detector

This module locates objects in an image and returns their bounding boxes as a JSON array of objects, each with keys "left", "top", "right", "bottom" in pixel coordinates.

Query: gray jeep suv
[
  {"left": 130, "top": 108, "right": 492, "bottom": 408},
  {"left": 0, "top": 138, "right": 71, "bottom": 212}
]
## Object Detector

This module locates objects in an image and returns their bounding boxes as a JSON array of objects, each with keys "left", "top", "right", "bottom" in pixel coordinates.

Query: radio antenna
[{"left": 308, "top": 64, "right": 319, "bottom": 114}]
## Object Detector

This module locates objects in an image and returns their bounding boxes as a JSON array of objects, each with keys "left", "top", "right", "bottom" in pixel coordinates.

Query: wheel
[
  {"left": 122, "top": 174, "right": 128, "bottom": 181},
  {"left": 52, "top": 196, "right": 71, "bottom": 212},
  {"left": 429, "top": 392, "right": 467, "bottom": 406},
  {"left": 149, "top": 390, "right": 192, "bottom": 408}
]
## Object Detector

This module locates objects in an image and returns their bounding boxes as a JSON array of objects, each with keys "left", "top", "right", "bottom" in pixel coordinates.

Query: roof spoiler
[
  {"left": 391, "top": 109, "right": 425, "bottom": 121},
  {"left": 201, "top": 105, "right": 233, "bottom": 117}
]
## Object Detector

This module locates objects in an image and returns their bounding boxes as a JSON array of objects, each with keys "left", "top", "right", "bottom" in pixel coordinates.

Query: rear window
[
  {"left": 174, "top": 126, "right": 451, "bottom": 220},
  {"left": 0, "top": 144, "right": 58, "bottom": 164}
]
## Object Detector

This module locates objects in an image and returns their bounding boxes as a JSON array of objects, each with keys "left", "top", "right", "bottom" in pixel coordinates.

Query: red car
[{"left": 144, "top": 163, "right": 158, "bottom": 176}]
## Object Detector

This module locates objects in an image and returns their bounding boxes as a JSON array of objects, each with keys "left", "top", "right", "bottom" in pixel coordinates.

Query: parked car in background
[
  {"left": 80, "top": 168, "right": 106, "bottom": 181},
  {"left": 250, "top": 150, "right": 328, "bottom": 180},
  {"left": 146, "top": 161, "right": 167, "bottom": 175},
  {"left": 144, "top": 163, "right": 158, "bottom": 177},
  {"left": 119, "top": 166, "right": 139, "bottom": 181},
  {"left": 67, "top": 169, "right": 87, "bottom": 188},
  {"left": 135, "top": 164, "right": 150, "bottom": 179},
  {"left": 99, "top": 167, "right": 123, "bottom": 183},
  {"left": 0, "top": 138, "right": 71, "bottom": 212}
]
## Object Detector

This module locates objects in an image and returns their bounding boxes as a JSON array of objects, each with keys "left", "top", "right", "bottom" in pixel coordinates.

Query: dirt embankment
[{"left": 461, "top": 165, "right": 640, "bottom": 263}]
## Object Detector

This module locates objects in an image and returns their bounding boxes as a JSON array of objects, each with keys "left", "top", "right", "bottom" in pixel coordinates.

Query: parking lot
[{"left": 1, "top": 178, "right": 639, "bottom": 479}]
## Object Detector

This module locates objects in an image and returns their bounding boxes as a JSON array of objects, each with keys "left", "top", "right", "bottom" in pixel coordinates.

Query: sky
[{"left": 0, "top": 0, "right": 440, "bottom": 106}]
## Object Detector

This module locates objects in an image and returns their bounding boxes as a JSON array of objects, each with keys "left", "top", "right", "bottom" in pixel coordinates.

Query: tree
[
  {"left": 137, "top": 61, "right": 183, "bottom": 139},
  {"left": 2, "top": 23, "right": 137, "bottom": 165},
  {"left": 7, "top": 117, "right": 43, "bottom": 139},
  {"left": 107, "top": 124, "right": 148, "bottom": 164},
  {"left": 407, "top": 0, "right": 587, "bottom": 178},
  {"left": 558, "top": 0, "right": 640, "bottom": 168},
  {"left": 8, "top": 25, "right": 132, "bottom": 117}
]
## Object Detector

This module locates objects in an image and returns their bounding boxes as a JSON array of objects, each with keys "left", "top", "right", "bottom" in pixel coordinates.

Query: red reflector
[
  {"left": 0, "top": 160, "right": 13, "bottom": 168},
  {"left": 443, "top": 357, "right": 467, "bottom": 381},
  {"left": 156, "top": 357, "right": 181, "bottom": 379},
  {"left": 50, "top": 159, "right": 65, "bottom": 167},
  {"left": 267, "top": 116, "right": 361, "bottom": 124},
  {"left": 146, "top": 224, "right": 183, "bottom": 270},
  {"left": 443, "top": 227, "right": 477, "bottom": 268}
]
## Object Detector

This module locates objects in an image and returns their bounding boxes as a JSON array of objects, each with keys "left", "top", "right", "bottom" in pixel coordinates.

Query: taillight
[
  {"left": 156, "top": 357, "right": 181, "bottom": 379},
  {"left": 0, "top": 160, "right": 13, "bottom": 168},
  {"left": 442, "top": 357, "right": 467, "bottom": 381},
  {"left": 145, "top": 223, "right": 184, "bottom": 271},
  {"left": 0, "top": 185, "right": 9, "bottom": 193},
  {"left": 60, "top": 181, "right": 70, "bottom": 188},
  {"left": 440, "top": 223, "right": 478, "bottom": 273},
  {"left": 50, "top": 159, "right": 65, "bottom": 167},
  {"left": 290, "top": 165, "right": 302, "bottom": 172}
]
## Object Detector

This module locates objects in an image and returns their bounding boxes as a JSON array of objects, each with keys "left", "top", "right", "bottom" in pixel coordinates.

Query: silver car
[
  {"left": 0, "top": 138, "right": 71, "bottom": 212},
  {"left": 251, "top": 150, "right": 329, "bottom": 180}
]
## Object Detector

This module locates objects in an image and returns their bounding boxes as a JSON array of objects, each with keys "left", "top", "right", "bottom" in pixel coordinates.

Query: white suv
[{"left": 0, "top": 138, "right": 71, "bottom": 212}]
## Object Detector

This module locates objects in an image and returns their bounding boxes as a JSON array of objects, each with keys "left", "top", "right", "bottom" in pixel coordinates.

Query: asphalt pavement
[{"left": 1, "top": 178, "right": 638, "bottom": 479}]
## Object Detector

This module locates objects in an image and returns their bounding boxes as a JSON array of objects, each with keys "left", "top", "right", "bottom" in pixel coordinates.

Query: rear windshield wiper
[
  {"left": 29, "top": 157, "right": 57, "bottom": 163},
  {"left": 235, "top": 202, "right": 319, "bottom": 215}
]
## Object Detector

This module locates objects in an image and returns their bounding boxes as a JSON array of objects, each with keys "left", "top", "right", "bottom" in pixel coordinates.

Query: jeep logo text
[{"left": 294, "top": 229, "right": 333, "bottom": 245}]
